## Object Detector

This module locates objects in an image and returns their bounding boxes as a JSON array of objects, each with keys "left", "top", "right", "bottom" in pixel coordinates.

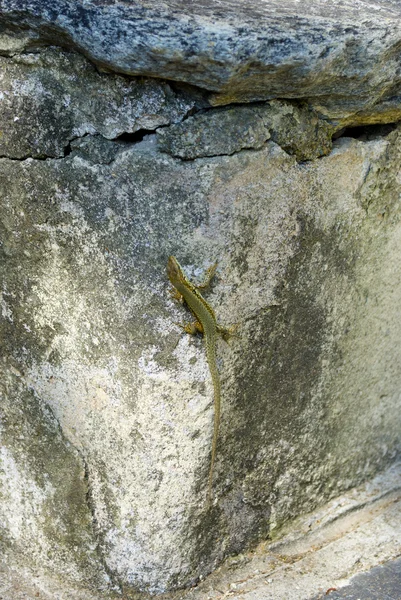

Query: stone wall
[{"left": 0, "top": 1, "right": 401, "bottom": 596}]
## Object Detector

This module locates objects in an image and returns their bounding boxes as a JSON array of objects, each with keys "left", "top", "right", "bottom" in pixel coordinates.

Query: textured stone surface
[
  {"left": 157, "top": 101, "right": 334, "bottom": 160},
  {"left": 1, "top": 32, "right": 401, "bottom": 598},
  {"left": 0, "top": 373, "right": 110, "bottom": 592},
  {"left": 0, "top": 47, "right": 195, "bottom": 159},
  {"left": 0, "top": 462, "right": 400, "bottom": 599},
  {"left": 2, "top": 96, "right": 401, "bottom": 593},
  {"left": 313, "top": 556, "right": 401, "bottom": 599},
  {"left": 178, "top": 463, "right": 401, "bottom": 600},
  {"left": 2, "top": 1, "right": 401, "bottom": 124}
]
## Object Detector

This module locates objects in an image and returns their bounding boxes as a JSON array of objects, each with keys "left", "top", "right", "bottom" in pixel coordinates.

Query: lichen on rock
[{"left": 1, "top": 4, "right": 401, "bottom": 598}]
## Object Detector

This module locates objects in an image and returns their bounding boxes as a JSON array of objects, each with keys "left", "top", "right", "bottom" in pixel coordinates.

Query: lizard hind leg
[
  {"left": 217, "top": 323, "right": 239, "bottom": 342},
  {"left": 175, "top": 320, "right": 204, "bottom": 335}
]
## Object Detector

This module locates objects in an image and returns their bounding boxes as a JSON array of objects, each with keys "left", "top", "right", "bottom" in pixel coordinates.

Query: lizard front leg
[{"left": 195, "top": 262, "right": 218, "bottom": 291}]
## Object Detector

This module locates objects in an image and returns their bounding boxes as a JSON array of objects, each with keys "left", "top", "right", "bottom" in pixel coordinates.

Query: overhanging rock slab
[{"left": 2, "top": 1, "right": 401, "bottom": 124}]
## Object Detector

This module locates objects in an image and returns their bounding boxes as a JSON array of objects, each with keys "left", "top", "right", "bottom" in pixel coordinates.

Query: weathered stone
[
  {"left": 69, "top": 135, "right": 130, "bottom": 165},
  {"left": 1, "top": 10, "right": 401, "bottom": 596},
  {"left": 0, "top": 27, "right": 38, "bottom": 56},
  {"left": 1, "top": 114, "right": 401, "bottom": 593},
  {"left": 1, "top": 462, "right": 400, "bottom": 600},
  {"left": 157, "top": 101, "right": 334, "bottom": 160},
  {"left": 0, "top": 372, "right": 109, "bottom": 591},
  {"left": 0, "top": 47, "right": 195, "bottom": 159},
  {"left": 1, "top": 1, "right": 401, "bottom": 124}
]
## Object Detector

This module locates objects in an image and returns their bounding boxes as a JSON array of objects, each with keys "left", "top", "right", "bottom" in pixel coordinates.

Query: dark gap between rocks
[
  {"left": 63, "top": 129, "right": 156, "bottom": 162},
  {"left": 64, "top": 142, "right": 73, "bottom": 157},
  {"left": 114, "top": 129, "right": 153, "bottom": 143},
  {"left": 334, "top": 123, "right": 397, "bottom": 141}
]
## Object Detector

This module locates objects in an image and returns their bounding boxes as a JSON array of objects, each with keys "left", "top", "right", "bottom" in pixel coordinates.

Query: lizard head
[{"left": 167, "top": 255, "right": 185, "bottom": 285}]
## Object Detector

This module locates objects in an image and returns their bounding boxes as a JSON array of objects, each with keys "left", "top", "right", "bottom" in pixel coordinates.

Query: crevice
[
  {"left": 0, "top": 152, "right": 58, "bottom": 162},
  {"left": 5, "top": 117, "right": 398, "bottom": 166},
  {"left": 113, "top": 128, "right": 153, "bottom": 144},
  {"left": 333, "top": 122, "right": 398, "bottom": 141},
  {"left": 63, "top": 142, "right": 73, "bottom": 157},
  {"left": 0, "top": 136, "right": 83, "bottom": 161},
  {"left": 80, "top": 452, "right": 123, "bottom": 595},
  {"left": 157, "top": 140, "right": 273, "bottom": 163},
  {"left": 182, "top": 104, "right": 202, "bottom": 120},
  {"left": 0, "top": 147, "right": 79, "bottom": 162}
]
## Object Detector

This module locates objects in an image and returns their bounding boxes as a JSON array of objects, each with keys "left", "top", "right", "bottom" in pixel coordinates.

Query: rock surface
[
  {"left": 0, "top": 373, "right": 110, "bottom": 592},
  {"left": 1, "top": 1, "right": 401, "bottom": 124},
  {"left": 0, "top": 47, "right": 196, "bottom": 159},
  {"left": 157, "top": 101, "right": 334, "bottom": 161},
  {"left": 1, "top": 5, "right": 401, "bottom": 598},
  {"left": 0, "top": 461, "right": 400, "bottom": 599}
]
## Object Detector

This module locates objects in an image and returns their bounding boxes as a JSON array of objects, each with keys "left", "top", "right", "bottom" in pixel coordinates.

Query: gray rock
[
  {"left": 69, "top": 135, "right": 131, "bottom": 165},
  {"left": 310, "top": 557, "right": 401, "bottom": 600},
  {"left": 0, "top": 27, "right": 38, "bottom": 56},
  {"left": 0, "top": 47, "right": 195, "bottom": 159},
  {"left": 2, "top": 118, "right": 401, "bottom": 593},
  {"left": 157, "top": 101, "right": 334, "bottom": 161},
  {"left": 2, "top": 1, "right": 401, "bottom": 124},
  {"left": 1, "top": 18, "right": 401, "bottom": 597},
  {"left": 0, "top": 371, "right": 109, "bottom": 591}
]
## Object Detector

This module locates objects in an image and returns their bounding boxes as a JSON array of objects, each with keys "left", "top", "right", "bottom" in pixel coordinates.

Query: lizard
[{"left": 167, "top": 255, "right": 231, "bottom": 505}]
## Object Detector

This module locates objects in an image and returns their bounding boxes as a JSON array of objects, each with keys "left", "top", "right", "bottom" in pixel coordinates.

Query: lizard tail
[{"left": 206, "top": 341, "right": 221, "bottom": 506}]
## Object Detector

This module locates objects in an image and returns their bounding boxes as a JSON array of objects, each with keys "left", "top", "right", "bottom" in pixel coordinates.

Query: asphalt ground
[{"left": 312, "top": 556, "right": 401, "bottom": 600}]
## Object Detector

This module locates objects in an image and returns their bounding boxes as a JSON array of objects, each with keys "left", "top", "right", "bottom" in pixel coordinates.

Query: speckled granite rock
[
  {"left": 0, "top": 372, "right": 111, "bottom": 592},
  {"left": 2, "top": 74, "right": 401, "bottom": 592},
  {"left": 0, "top": 47, "right": 195, "bottom": 159},
  {"left": 2, "top": 1, "right": 401, "bottom": 125},
  {"left": 157, "top": 101, "right": 334, "bottom": 160},
  {"left": 1, "top": 8, "right": 401, "bottom": 598}
]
